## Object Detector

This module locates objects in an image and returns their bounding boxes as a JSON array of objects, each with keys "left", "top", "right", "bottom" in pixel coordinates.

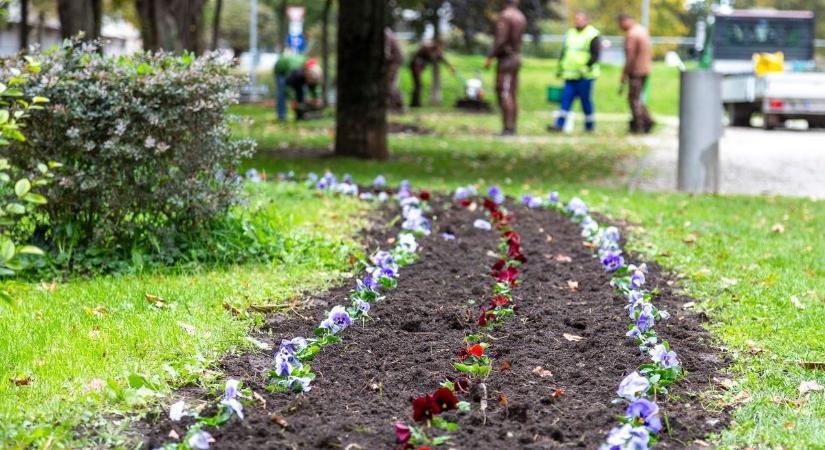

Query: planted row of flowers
[
  {"left": 394, "top": 186, "right": 527, "bottom": 450},
  {"left": 519, "top": 193, "right": 684, "bottom": 450},
  {"left": 157, "top": 173, "right": 431, "bottom": 449}
]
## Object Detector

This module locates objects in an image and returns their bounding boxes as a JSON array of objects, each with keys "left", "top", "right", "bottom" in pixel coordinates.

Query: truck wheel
[
  {"left": 726, "top": 104, "right": 751, "bottom": 127},
  {"left": 763, "top": 114, "right": 780, "bottom": 130}
]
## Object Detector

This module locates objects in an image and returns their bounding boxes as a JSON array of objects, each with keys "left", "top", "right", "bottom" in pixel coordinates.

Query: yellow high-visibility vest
[{"left": 560, "top": 25, "right": 601, "bottom": 80}]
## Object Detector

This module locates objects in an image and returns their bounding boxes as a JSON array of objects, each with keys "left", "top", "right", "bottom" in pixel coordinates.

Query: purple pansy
[
  {"left": 355, "top": 299, "right": 371, "bottom": 314},
  {"left": 630, "top": 271, "right": 646, "bottom": 289},
  {"left": 397, "top": 233, "right": 418, "bottom": 253},
  {"left": 617, "top": 371, "right": 650, "bottom": 400},
  {"left": 636, "top": 305, "right": 655, "bottom": 332},
  {"left": 274, "top": 347, "right": 303, "bottom": 377},
  {"left": 320, "top": 305, "right": 352, "bottom": 334},
  {"left": 245, "top": 168, "right": 262, "bottom": 183},
  {"left": 441, "top": 232, "right": 456, "bottom": 241},
  {"left": 600, "top": 424, "right": 650, "bottom": 450},
  {"left": 547, "top": 191, "right": 560, "bottom": 204},
  {"left": 358, "top": 275, "right": 380, "bottom": 292},
  {"left": 488, "top": 186, "right": 505, "bottom": 204},
  {"left": 566, "top": 197, "right": 588, "bottom": 217},
  {"left": 373, "top": 175, "right": 386, "bottom": 187},
  {"left": 221, "top": 379, "right": 244, "bottom": 419},
  {"left": 521, "top": 195, "right": 542, "bottom": 209},
  {"left": 625, "top": 398, "right": 662, "bottom": 433},
  {"left": 371, "top": 251, "right": 395, "bottom": 269},
  {"left": 601, "top": 250, "right": 625, "bottom": 272},
  {"left": 188, "top": 430, "right": 213, "bottom": 450},
  {"left": 169, "top": 400, "right": 185, "bottom": 421},
  {"left": 650, "top": 344, "right": 680, "bottom": 369}
]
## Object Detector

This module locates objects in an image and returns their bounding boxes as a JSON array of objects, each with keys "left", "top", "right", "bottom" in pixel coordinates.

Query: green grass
[
  {"left": 0, "top": 182, "right": 366, "bottom": 448},
  {"left": 238, "top": 105, "right": 825, "bottom": 448}
]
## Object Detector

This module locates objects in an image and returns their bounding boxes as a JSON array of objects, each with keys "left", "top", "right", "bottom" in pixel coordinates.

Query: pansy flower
[
  {"left": 432, "top": 387, "right": 458, "bottom": 412},
  {"left": 220, "top": 379, "right": 244, "bottom": 419},
  {"left": 617, "top": 371, "right": 649, "bottom": 400},
  {"left": 547, "top": 191, "right": 560, "bottom": 204},
  {"left": 566, "top": 197, "right": 588, "bottom": 217},
  {"left": 395, "top": 421, "right": 411, "bottom": 444},
  {"left": 600, "top": 424, "right": 650, "bottom": 450},
  {"left": 601, "top": 250, "right": 625, "bottom": 272},
  {"left": 320, "top": 305, "right": 353, "bottom": 334},
  {"left": 373, "top": 175, "right": 386, "bottom": 188},
  {"left": 650, "top": 344, "right": 680, "bottom": 369},
  {"left": 488, "top": 186, "right": 505, "bottom": 205},
  {"left": 630, "top": 271, "right": 646, "bottom": 289},
  {"left": 625, "top": 398, "right": 662, "bottom": 433},
  {"left": 411, "top": 394, "right": 439, "bottom": 422},
  {"left": 275, "top": 347, "right": 303, "bottom": 377},
  {"left": 491, "top": 293, "right": 510, "bottom": 307},
  {"left": 188, "top": 430, "right": 213, "bottom": 450},
  {"left": 521, "top": 195, "right": 542, "bottom": 209}
]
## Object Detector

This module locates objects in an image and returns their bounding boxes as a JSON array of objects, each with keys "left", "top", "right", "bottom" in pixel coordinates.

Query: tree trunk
[
  {"left": 19, "top": 0, "right": 29, "bottom": 52},
  {"left": 429, "top": 6, "right": 442, "bottom": 106},
  {"left": 211, "top": 0, "right": 223, "bottom": 50},
  {"left": 335, "top": 0, "right": 388, "bottom": 160},
  {"left": 135, "top": 0, "right": 206, "bottom": 53},
  {"left": 57, "top": 0, "right": 102, "bottom": 40},
  {"left": 321, "top": 0, "right": 332, "bottom": 107},
  {"left": 277, "top": 0, "right": 287, "bottom": 51}
]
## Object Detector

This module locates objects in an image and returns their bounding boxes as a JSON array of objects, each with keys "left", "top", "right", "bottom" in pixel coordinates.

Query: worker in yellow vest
[{"left": 550, "top": 12, "right": 601, "bottom": 132}]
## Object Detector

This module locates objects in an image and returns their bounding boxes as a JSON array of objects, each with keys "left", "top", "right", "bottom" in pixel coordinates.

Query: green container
[{"left": 547, "top": 86, "right": 564, "bottom": 103}]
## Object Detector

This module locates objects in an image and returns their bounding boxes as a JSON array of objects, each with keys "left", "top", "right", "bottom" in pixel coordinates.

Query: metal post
[
  {"left": 677, "top": 70, "right": 722, "bottom": 193},
  {"left": 641, "top": 0, "right": 650, "bottom": 30},
  {"left": 249, "top": 0, "right": 259, "bottom": 100}
]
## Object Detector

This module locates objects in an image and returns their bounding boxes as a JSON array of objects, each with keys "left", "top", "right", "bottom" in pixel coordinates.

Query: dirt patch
[
  {"left": 137, "top": 197, "right": 728, "bottom": 449},
  {"left": 388, "top": 122, "right": 435, "bottom": 135}
]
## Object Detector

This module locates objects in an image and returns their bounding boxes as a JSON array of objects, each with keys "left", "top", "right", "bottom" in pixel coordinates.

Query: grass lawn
[
  {"left": 237, "top": 101, "right": 825, "bottom": 448},
  {"left": 0, "top": 183, "right": 366, "bottom": 447}
]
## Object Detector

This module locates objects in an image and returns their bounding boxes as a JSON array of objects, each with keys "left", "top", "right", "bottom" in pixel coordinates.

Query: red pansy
[
  {"left": 411, "top": 394, "right": 439, "bottom": 422},
  {"left": 482, "top": 198, "right": 498, "bottom": 212},
  {"left": 459, "top": 198, "right": 472, "bottom": 208},
  {"left": 418, "top": 190, "right": 431, "bottom": 201},
  {"left": 492, "top": 293, "right": 510, "bottom": 307},
  {"left": 468, "top": 344, "right": 485, "bottom": 358},
  {"left": 432, "top": 387, "right": 458, "bottom": 412}
]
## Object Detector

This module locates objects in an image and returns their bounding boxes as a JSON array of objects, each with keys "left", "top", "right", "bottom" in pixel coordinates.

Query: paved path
[{"left": 631, "top": 120, "right": 825, "bottom": 199}]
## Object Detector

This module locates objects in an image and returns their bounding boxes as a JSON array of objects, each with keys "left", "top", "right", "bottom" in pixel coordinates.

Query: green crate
[{"left": 547, "top": 86, "right": 563, "bottom": 103}]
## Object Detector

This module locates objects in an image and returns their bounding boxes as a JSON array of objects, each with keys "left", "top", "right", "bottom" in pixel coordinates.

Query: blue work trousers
[{"left": 555, "top": 78, "right": 595, "bottom": 131}]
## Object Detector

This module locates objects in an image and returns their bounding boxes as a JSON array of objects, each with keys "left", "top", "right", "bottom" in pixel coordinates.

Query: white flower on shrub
[
  {"left": 156, "top": 142, "right": 170, "bottom": 154},
  {"left": 144, "top": 136, "right": 156, "bottom": 148},
  {"left": 66, "top": 127, "right": 80, "bottom": 139}
]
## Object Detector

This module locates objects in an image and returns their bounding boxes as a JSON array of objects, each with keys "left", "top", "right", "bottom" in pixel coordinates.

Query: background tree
[
  {"left": 335, "top": 0, "right": 388, "bottom": 160},
  {"left": 135, "top": 0, "right": 206, "bottom": 53},
  {"left": 208, "top": 0, "right": 277, "bottom": 55},
  {"left": 57, "top": 0, "right": 102, "bottom": 40},
  {"left": 19, "top": 0, "right": 28, "bottom": 51},
  {"left": 211, "top": 0, "right": 222, "bottom": 50}
]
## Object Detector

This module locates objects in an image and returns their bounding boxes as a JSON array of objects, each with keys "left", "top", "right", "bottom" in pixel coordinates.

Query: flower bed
[{"left": 139, "top": 182, "right": 728, "bottom": 449}]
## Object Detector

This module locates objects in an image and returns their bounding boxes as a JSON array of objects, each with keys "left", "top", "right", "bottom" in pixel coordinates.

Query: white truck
[{"left": 706, "top": 10, "right": 825, "bottom": 129}]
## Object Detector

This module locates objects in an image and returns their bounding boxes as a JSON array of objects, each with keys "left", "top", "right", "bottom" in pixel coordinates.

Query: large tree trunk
[
  {"left": 135, "top": 0, "right": 206, "bottom": 53},
  {"left": 19, "top": 0, "right": 29, "bottom": 52},
  {"left": 335, "top": 0, "right": 388, "bottom": 160},
  {"left": 429, "top": 5, "right": 442, "bottom": 106},
  {"left": 321, "top": 0, "right": 332, "bottom": 107},
  {"left": 57, "top": 0, "right": 102, "bottom": 40},
  {"left": 211, "top": 0, "right": 223, "bottom": 50},
  {"left": 277, "top": 0, "right": 287, "bottom": 51}
]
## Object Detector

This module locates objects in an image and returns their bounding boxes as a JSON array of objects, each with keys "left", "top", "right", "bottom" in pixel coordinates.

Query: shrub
[
  {"left": 0, "top": 58, "right": 57, "bottom": 301},
  {"left": 0, "top": 41, "right": 255, "bottom": 271}
]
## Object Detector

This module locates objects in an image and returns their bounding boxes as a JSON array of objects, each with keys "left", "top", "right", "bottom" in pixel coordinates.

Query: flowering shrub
[{"left": 0, "top": 40, "right": 254, "bottom": 260}]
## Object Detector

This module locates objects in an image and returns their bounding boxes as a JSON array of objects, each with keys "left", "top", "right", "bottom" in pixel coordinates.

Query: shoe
[
  {"left": 546, "top": 124, "right": 563, "bottom": 132},
  {"left": 499, "top": 129, "right": 516, "bottom": 137}
]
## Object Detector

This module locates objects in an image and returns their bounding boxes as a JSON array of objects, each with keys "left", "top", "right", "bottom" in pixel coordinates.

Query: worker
[
  {"left": 484, "top": 0, "right": 527, "bottom": 136},
  {"left": 274, "top": 54, "right": 323, "bottom": 121},
  {"left": 618, "top": 13, "right": 654, "bottom": 133},
  {"left": 550, "top": 12, "right": 601, "bottom": 132},
  {"left": 386, "top": 27, "right": 405, "bottom": 112},
  {"left": 409, "top": 41, "right": 455, "bottom": 108}
]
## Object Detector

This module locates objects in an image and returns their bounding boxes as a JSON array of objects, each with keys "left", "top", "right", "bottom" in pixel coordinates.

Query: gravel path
[{"left": 631, "top": 119, "right": 825, "bottom": 199}]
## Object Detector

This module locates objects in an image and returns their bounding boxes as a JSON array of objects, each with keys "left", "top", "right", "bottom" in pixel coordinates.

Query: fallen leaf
[
  {"left": 223, "top": 302, "right": 242, "bottom": 316},
  {"left": 683, "top": 301, "right": 696, "bottom": 309},
  {"left": 253, "top": 390, "right": 267, "bottom": 407},
  {"left": 249, "top": 303, "right": 291, "bottom": 313},
  {"left": 555, "top": 254, "right": 572, "bottom": 263},
  {"left": 551, "top": 388, "right": 565, "bottom": 398},
  {"left": 799, "top": 380, "right": 824, "bottom": 395},
  {"left": 83, "top": 305, "right": 108, "bottom": 318},
  {"left": 771, "top": 223, "right": 785, "bottom": 234},
  {"left": 347, "top": 254, "right": 358, "bottom": 266},
  {"left": 386, "top": 237, "right": 396, "bottom": 245},
  {"left": 88, "top": 326, "right": 101, "bottom": 339},
  {"left": 532, "top": 366, "right": 553, "bottom": 378},
  {"left": 694, "top": 439, "right": 711, "bottom": 447},
  {"left": 582, "top": 241, "right": 594, "bottom": 248},
  {"left": 145, "top": 294, "right": 166, "bottom": 308},
  {"left": 791, "top": 295, "right": 805, "bottom": 310},
  {"left": 82, "top": 378, "right": 106, "bottom": 394},
  {"left": 799, "top": 361, "right": 825, "bottom": 370},
  {"left": 40, "top": 281, "right": 57, "bottom": 293},
  {"left": 770, "top": 396, "right": 805, "bottom": 408},
  {"left": 545, "top": 234, "right": 554, "bottom": 243},
  {"left": 498, "top": 392, "right": 509, "bottom": 408},
  {"left": 499, "top": 359, "right": 511, "bottom": 371},
  {"left": 176, "top": 321, "right": 195, "bottom": 335},
  {"left": 271, "top": 414, "right": 289, "bottom": 428},
  {"left": 563, "top": 333, "right": 584, "bottom": 342},
  {"left": 683, "top": 233, "right": 698, "bottom": 244},
  {"left": 713, "top": 377, "right": 735, "bottom": 390},
  {"left": 745, "top": 340, "right": 766, "bottom": 355},
  {"left": 168, "top": 429, "right": 180, "bottom": 440},
  {"left": 566, "top": 280, "right": 579, "bottom": 292},
  {"left": 245, "top": 336, "right": 272, "bottom": 350},
  {"left": 783, "top": 421, "right": 795, "bottom": 430},
  {"left": 730, "top": 389, "right": 752, "bottom": 405},
  {"left": 720, "top": 277, "right": 738, "bottom": 289},
  {"left": 10, "top": 375, "right": 31, "bottom": 386}
]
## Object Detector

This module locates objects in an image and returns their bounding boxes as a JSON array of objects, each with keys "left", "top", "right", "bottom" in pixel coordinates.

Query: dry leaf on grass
[
  {"left": 771, "top": 223, "right": 785, "bottom": 234},
  {"left": 271, "top": 414, "right": 289, "bottom": 428},
  {"left": 683, "top": 233, "right": 698, "bottom": 244},
  {"left": 532, "top": 367, "right": 553, "bottom": 378},
  {"left": 566, "top": 280, "right": 579, "bottom": 292},
  {"left": 223, "top": 302, "right": 242, "bottom": 316},
  {"left": 799, "top": 361, "right": 825, "bottom": 370},
  {"left": 770, "top": 396, "right": 805, "bottom": 408},
  {"left": 40, "top": 281, "right": 57, "bottom": 293},
  {"left": 499, "top": 359, "right": 511, "bottom": 371},
  {"left": 713, "top": 377, "right": 735, "bottom": 390},
  {"left": 563, "top": 333, "right": 584, "bottom": 342},
  {"left": 798, "top": 380, "right": 824, "bottom": 396},
  {"left": 745, "top": 340, "right": 766, "bottom": 355},
  {"left": 83, "top": 305, "right": 108, "bottom": 318},
  {"left": 682, "top": 301, "right": 696, "bottom": 309},
  {"left": 145, "top": 293, "right": 166, "bottom": 308},
  {"left": 551, "top": 388, "right": 565, "bottom": 398},
  {"left": 730, "top": 389, "right": 752, "bottom": 405},
  {"left": 10, "top": 375, "right": 32, "bottom": 386}
]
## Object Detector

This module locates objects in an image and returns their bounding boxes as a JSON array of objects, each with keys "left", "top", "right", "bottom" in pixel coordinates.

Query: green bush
[
  {"left": 1, "top": 41, "right": 255, "bottom": 273},
  {"left": 0, "top": 58, "right": 57, "bottom": 301}
]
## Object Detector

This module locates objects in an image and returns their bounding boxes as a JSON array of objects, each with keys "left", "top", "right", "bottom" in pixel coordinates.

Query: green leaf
[
  {"left": 17, "top": 245, "right": 44, "bottom": 256},
  {"left": 6, "top": 203, "right": 26, "bottom": 215},
  {"left": 0, "top": 289, "right": 14, "bottom": 305},
  {"left": 14, "top": 178, "right": 31, "bottom": 197},
  {"left": 0, "top": 110, "right": 9, "bottom": 125},
  {"left": 0, "top": 239, "right": 15, "bottom": 262},
  {"left": 457, "top": 401, "right": 471, "bottom": 411},
  {"left": 23, "top": 193, "right": 47, "bottom": 205},
  {"left": 32, "top": 96, "right": 49, "bottom": 104}
]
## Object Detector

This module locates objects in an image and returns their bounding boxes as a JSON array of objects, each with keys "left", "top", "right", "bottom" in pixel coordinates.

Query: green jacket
[
  {"left": 559, "top": 25, "right": 601, "bottom": 80},
  {"left": 274, "top": 53, "right": 307, "bottom": 77}
]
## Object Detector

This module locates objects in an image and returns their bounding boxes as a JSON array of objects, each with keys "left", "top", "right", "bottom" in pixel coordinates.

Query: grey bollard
[{"left": 677, "top": 70, "right": 722, "bottom": 193}]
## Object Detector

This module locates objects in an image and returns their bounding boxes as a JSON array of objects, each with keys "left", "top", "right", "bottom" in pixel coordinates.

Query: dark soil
[{"left": 138, "top": 198, "right": 728, "bottom": 449}]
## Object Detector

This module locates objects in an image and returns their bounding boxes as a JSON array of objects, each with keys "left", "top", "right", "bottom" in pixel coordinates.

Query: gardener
[
  {"left": 409, "top": 41, "right": 455, "bottom": 108},
  {"left": 386, "top": 27, "right": 405, "bottom": 112},
  {"left": 618, "top": 13, "right": 655, "bottom": 134},
  {"left": 484, "top": 0, "right": 527, "bottom": 136},
  {"left": 550, "top": 12, "right": 601, "bottom": 133},
  {"left": 273, "top": 53, "right": 323, "bottom": 121}
]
